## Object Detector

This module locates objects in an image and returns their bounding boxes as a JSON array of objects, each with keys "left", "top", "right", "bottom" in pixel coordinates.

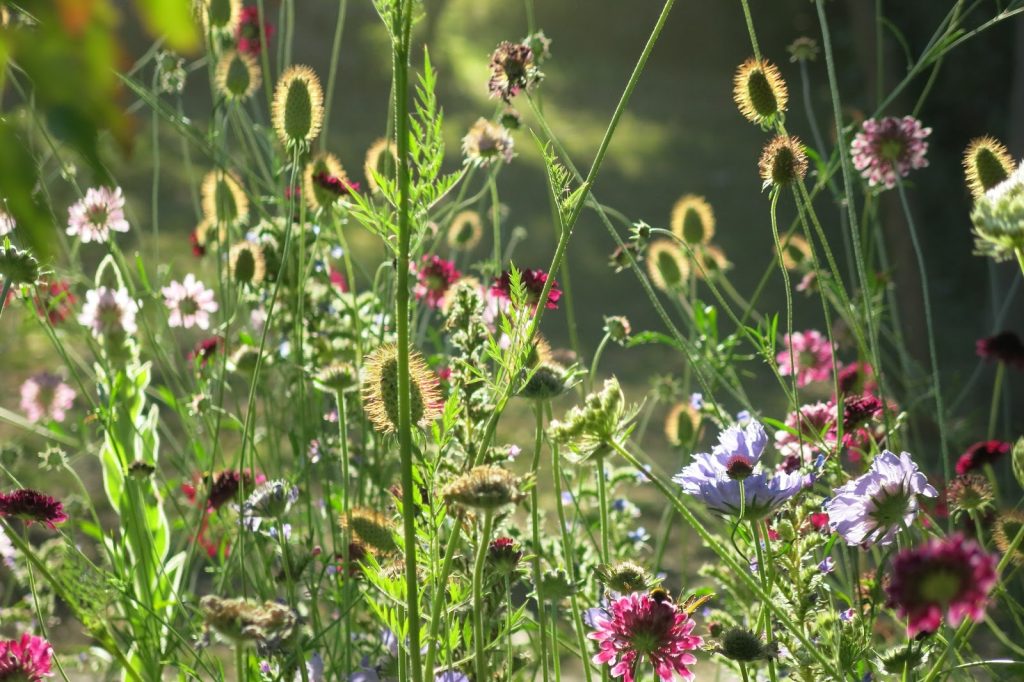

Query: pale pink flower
[
  {"left": 850, "top": 116, "right": 931, "bottom": 190},
  {"left": 162, "top": 274, "right": 218, "bottom": 329},
  {"left": 19, "top": 373, "right": 75, "bottom": 423},
  {"left": 78, "top": 286, "right": 138, "bottom": 337},
  {"left": 0, "top": 208, "right": 14, "bottom": 236},
  {"left": 777, "top": 330, "right": 834, "bottom": 388},
  {"left": 775, "top": 400, "right": 837, "bottom": 468},
  {"left": 67, "top": 186, "right": 130, "bottom": 243}
]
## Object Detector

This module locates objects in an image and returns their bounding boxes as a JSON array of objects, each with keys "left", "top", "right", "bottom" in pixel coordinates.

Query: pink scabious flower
[
  {"left": 189, "top": 335, "right": 224, "bottom": 367},
  {"left": 886, "top": 533, "right": 997, "bottom": 636},
  {"left": 491, "top": 268, "right": 562, "bottom": 310},
  {"left": 19, "top": 373, "right": 76, "bottom": 423},
  {"left": 78, "top": 286, "right": 138, "bottom": 337},
  {"left": 588, "top": 592, "right": 702, "bottom": 682},
  {"left": 774, "top": 400, "right": 837, "bottom": 469},
  {"left": 777, "top": 330, "right": 834, "bottom": 387},
  {"left": 955, "top": 440, "right": 1010, "bottom": 475},
  {"left": 850, "top": 116, "right": 931, "bottom": 190},
  {"left": 0, "top": 489, "right": 68, "bottom": 529},
  {"left": 236, "top": 5, "right": 274, "bottom": 56},
  {"left": 66, "top": 186, "right": 130, "bottom": 243},
  {"left": 412, "top": 255, "right": 460, "bottom": 309},
  {"left": 0, "top": 633, "right": 54, "bottom": 680},
  {"left": 162, "top": 274, "right": 219, "bottom": 330}
]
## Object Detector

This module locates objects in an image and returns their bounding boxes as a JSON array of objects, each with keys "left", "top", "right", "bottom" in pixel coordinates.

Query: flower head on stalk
[
  {"left": 236, "top": 5, "right": 274, "bottom": 56},
  {"left": 19, "top": 373, "right": 76, "bottom": 423},
  {"left": 487, "top": 41, "right": 542, "bottom": 102},
  {"left": 955, "top": 440, "right": 1010, "bottom": 475},
  {"left": 413, "top": 255, "right": 460, "bottom": 309},
  {"left": 670, "top": 195, "right": 715, "bottom": 245},
  {"left": 462, "top": 118, "right": 514, "bottom": 166},
  {"left": 777, "top": 330, "right": 834, "bottom": 387},
  {"left": 971, "top": 162, "right": 1024, "bottom": 261},
  {"left": 673, "top": 420, "right": 804, "bottom": 519},
  {"left": 491, "top": 268, "right": 561, "bottom": 310},
  {"left": 885, "top": 534, "right": 997, "bottom": 636},
  {"left": 549, "top": 377, "right": 638, "bottom": 462},
  {"left": 162, "top": 274, "right": 218, "bottom": 329},
  {"left": 773, "top": 400, "right": 837, "bottom": 468},
  {"left": 975, "top": 331, "right": 1024, "bottom": 369},
  {"left": 32, "top": 279, "right": 76, "bottom": 325},
  {"left": 963, "top": 136, "right": 1014, "bottom": 200},
  {"left": 733, "top": 58, "right": 788, "bottom": 127},
  {"left": 78, "top": 286, "right": 138, "bottom": 337},
  {"left": 0, "top": 489, "right": 68, "bottom": 529},
  {"left": 66, "top": 186, "right": 130, "bottom": 243},
  {"left": 851, "top": 116, "right": 931, "bottom": 190},
  {"left": 588, "top": 591, "right": 703, "bottom": 682},
  {"left": 826, "top": 450, "right": 937, "bottom": 546},
  {"left": 0, "top": 633, "right": 54, "bottom": 680}
]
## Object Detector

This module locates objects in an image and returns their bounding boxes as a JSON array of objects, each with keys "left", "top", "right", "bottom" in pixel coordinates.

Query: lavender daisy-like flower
[
  {"left": 826, "top": 450, "right": 937, "bottom": 547},
  {"left": 78, "top": 286, "right": 139, "bottom": 337},
  {"left": 66, "top": 186, "right": 130, "bottom": 243},
  {"left": 0, "top": 633, "right": 54, "bottom": 680},
  {"left": 19, "top": 372, "right": 76, "bottom": 423},
  {"left": 0, "top": 489, "right": 68, "bottom": 529},
  {"left": 162, "top": 274, "right": 218, "bottom": 329},
  {"left": 886, "top": 533, "right": 997, "bottom": 636},
  {"left": 850, "top": 116, "right": 931, "bottom": 190},
  {"left": 673, "top": 420, "right": 805, "bottom": 519},
  {"left": 588, "top": 591, "right": 703, "bottom": 682},
  {"left": 777, "top": 330, "right": 833, "bottom": 387}
]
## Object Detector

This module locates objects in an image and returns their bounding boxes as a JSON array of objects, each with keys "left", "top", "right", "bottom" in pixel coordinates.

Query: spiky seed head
[
  {"left": 670, "top": 194, "right": 716, "bottom": 245},
  {"left": 759, "top": 135, "right": 808, "bottom": 189},
  {"left": 199, "top": 0, "right": 242, "bottom": 34},
  {"left": 442, "top": 465, "right": 524, "bottom": 510},
  {"left": 718, "top": 627, "right": 774, "bottom": 662},
  {"left": 664, "top": 402, "right": 701, "bottom": 447},
  {"left": 777, "top": 234, "right": 812, "bottom": 270},
  {"left": 200, "top": 596, "right": 297, "bottom": 646},
  {"left": 594, "top": 561, "right": 656, "bottom": 594},
  {"left": 195, "top": 217, "right": 228, "bottom": 250},
  {"left": 646, "top": 240, "right": 689, "bottom": 291},
  {"left": 228, "top": 241, "right": 267, "bottom": 286},
  {"left": 603, "top": 315, "right": 632, "bottom": 344},
  {"left": 519, "top": 361, "right": 570, "bottom": 401},
  {"left": 963, "top": 136, "right": 1014, "bottom": 200},
  {"left": 733, "top": 58, "right": 788, "bottom": 126},
  {"left": 945, "top": 475, "right": 993, "bottom": 515},
  {"left": 880, "top": 645, "right": 927, "bottom": 675},
  {"left": 302, "top": 153, "right": 351, "bottom": 212},
  {"left": 0, "top": 241, "right": 41, "bottom": 285},
  {"left": 695, "top": 245, "right": 730, "bottom": 279},
  {"left": 272, "top": 65, "right": 324, "bottom": 150},
  {"left": 787, "top": 37, "right": 820, "bottom": 63},
  {"left": 215, "top": 50, "right": 261, "bottom": 102},
  {"left": 361, "top": 344, "right": 442, "bottom": 434},
  {"left": 500, "top": 107, "right": 522, "bottom": 130},
  {"left": 341, "top": 507, "right": 398, "bottom": 553},
  {"left": 363, "top": 137, "right": 398, "bottom": 194},
  {"left": 314, "top": 362, "right": 357, "bottom": 393},
  {"left": 447, "top": 210, "right": 484, "bottom": 251},
  {"left": 228, "top": 345, "right": 261, "bottom": 373},
  {"left": 993, "top": 511, "right": 1024, "bottom": 566},
  {"left": 201, "top": 170, "right": 248, "bottom": 226}
]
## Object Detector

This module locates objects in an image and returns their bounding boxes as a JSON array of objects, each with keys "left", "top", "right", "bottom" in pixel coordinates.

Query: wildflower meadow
[{"left": 5, "top": 1, "right": 1024, "bottom": 680}]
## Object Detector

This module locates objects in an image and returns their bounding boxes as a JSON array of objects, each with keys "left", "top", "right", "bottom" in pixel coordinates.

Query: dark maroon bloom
[
  {"left": 189, "top": 230, "right": 206, "bottom": 258},
  {"left": 885, "top": 533, "right": 997, "bottom": 636},
  {"left": 955, "top": 440, "right": 1010, "bottom": 475},
  {"left": 188, "top": 336, "right": 224, "bottom": 366},
  {"left": 314, "top": 172, "right": 359, "bottom": 197},
  {"left": 413, "top": 255, "right": 460, "bottom": 309},
  {"left": 206, "top": 470, "right": 247, "bottom": 510},
  {"left": 0, "top": 489, "right": 68, "bottom": 529},
  {"left": 236, "top": 6, "right": 275, "bottom": 56},
  {"left": 0, "top": 633, "right": 54, "bottom": 680},
  {"left": 809, "top": 512, "right": 830, "bottom": 532},
  {"left": 976, "top": 331, "right": 1024, "bottom": 369},
  {"left": 491, "top": 268, "right": 561, "bottom": 310},
  {"left": 842, "top": 393, "right": 883, "bottom": 431},
  {"left": 32, "top": 279, "right": 76, "bottom": 325},
  {"left": 837, "top": 362, "right": 876, "bottom": 395},
  {"left": 488, "top": 536, "right": 523, "bottom": 574},
  {"left": 488, "top": 41, "right": 539, "bottom": 102}
]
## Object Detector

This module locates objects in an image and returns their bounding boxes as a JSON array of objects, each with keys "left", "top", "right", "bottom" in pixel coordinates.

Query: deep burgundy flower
[
  {"left": 236, "top": 6, "right": 275, "bottom": 56},
  {"left": 189, "top": 230, "right": 206, "bottom": 258},
  {"left": 32, "top": 279, "right": 76, "bottom": 325},
  {"left": 886, "top": 533, "right": 997, "bottom": 636},
  {"left": 313, "top": 171, "right": 359, "bottom": 198},
  {"left": 491, "top": 269, "right": 561, "bottom": 310},
  {"left": 488, "top": 536, "right": 523, "bottom": 575},
  {"left": 588, "top": 591, "right": 703, "bottom": 682},
  {"left": 843, "top": 393, "right": 883, "bottom": 432},
  {"left": 188, "top": 336, "right": 224, "bottom": 366},
  {"left": 837, "top": 362, "right": 876, "bottom": 395},
  {"left": 955, "top": 440, "right": 1010, "bottom": 475},
  {"left": 0, "top": 489, "right": 68, "bottom": 529},
  {"left": 0, "top": 633, "right": 54, "bottom": 680},
  {"left": 976, "top": 331, "right": 1024, "bottom": 370}
]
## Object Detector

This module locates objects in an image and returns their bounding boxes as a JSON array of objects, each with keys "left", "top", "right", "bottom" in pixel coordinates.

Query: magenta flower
[
  {"left": 774, "top": 400, "right": 837, "bottom": 467},
  {"left": 886, "top": 534, "right": 997, "bottom": 636},
  {"left": 826, "top": 450, "right": 937, "bottom": 547},
  {"left": 78, "top": 286, "right": 139, "bottom": 337},
  {"left": 491, "top": 269, "right": 561, "bottom": 310},
  {"left": 66, "top": 186, "right": 130, "bottom": 243},
  {"left": 777, "top": 330, "right": 833, "bottom": 387},
  {"left": 236, "top": 5, "right": 274, "bottom": 56},
  {"left": 412, "top": 255, "right": 460, "bottom": 309},
  {"left": 955, "top": 440, "right": 1010, "bottom": 475},
  {"left": 19, "top": 373, "right": 76, "bottom": 423},
  {"left": 0, "top": 489, "right": 68, "bottom": 529},
  {"left": 837, "top": 361, "right": 877, "bottom": 395},
  {"left": 162, "top": 274, "right": 219, "bottom": 330},
  {"left": 588, "top": 592, "right": 702, "bottom": 682},
  {"left": 0, "top": 633, "right": 54, "bottom": 680},
  {"left": 850, "top": 116, "right": 931, "bottom": 190}
]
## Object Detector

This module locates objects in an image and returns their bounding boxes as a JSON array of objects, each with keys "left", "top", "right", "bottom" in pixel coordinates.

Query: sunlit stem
[{"left": 473, "top": 509, "right": 495, "bottom": 682}]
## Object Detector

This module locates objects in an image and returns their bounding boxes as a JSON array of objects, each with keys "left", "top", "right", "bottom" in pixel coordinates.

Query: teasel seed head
[
  {"left": 664, "top": 402, "right": 702, "bottom": 447},
  {"left": 302, "top": 152, "right": 352, "bottom": 212},
  {"left": 446, "top": 210, "right": 484, "bottom": 252},
  {"left": 594, "top": 561, "right": 657, "bottom": 594},
  {"left": 963, "top": 136, "right": 1014, "bottom": 200},
  {"left": 733, "top": 58, "right": 788, "bottom": 127},
  {"left": 228, "top": 241, "right": 267, "bottom": 286},
  {"left": 201, "top": 169, "right": 248, "bottom": 227},
  {"left": 215, "top": 50, "right": 261, "bottom": 102},
  {"left": 361, "top": 344, "right": 442, "bottom": 434},
  {"left": 442, "top": 465, "right": 525, "bottom": 510},
  {"left": 646, "top": 240, "right": 689, "bottom": 292},
  {"left": 670, "top": 194, "right": 716, "bottom": 245},
  {"left": 759, "top": 134, "right": 808, "bottom": 190},
  {"left": 341, "top": 507, "right": 398, "bottom": 554},
  {"left": 272, "top": 65, "right": 324, "bottom": 150},
  {"left": 364, "top": 137, "right": 398, "bottom": 194}
]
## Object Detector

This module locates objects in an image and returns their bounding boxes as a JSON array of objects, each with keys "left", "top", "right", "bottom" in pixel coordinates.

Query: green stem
[
  {"left": 236, "top": 644, "right": 245, "bottom": 682},
  {"left": 0, "top": 278, "right": 12, "bottom": 322},
  {"left": 988, "top": 363, "right": 1004, "bottom": 439},
  {"left": 531, "top": 404, "right": 551, "bottom": 682},
  {"left": 752, "top": 521, "right": 779, "bottom": 682},
  {"left": 473, "top": 510, "right": 495, "bottom": 682},
  {"left": 588, "top": 332, "right": 612, "bottom": 392},
  {"left": 769, "top": 190, "right": 799, "bottom": 405},
  {"left": 595, "top": 455, "right": 610, "bottom": 564},
  {"left": 738, "top": 0, "right": 762, "bottom": 60},
  {"left": 322, "top": 0, "right": 349, "bottom": 147}
]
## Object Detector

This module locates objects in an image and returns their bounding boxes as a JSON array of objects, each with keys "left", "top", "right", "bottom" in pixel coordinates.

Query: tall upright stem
[
  {"left": 391, "top": 1, "right": 422, "bottom": 680},
  {"left": 473, "top": 510, "right": 495, "bottom": 682}
]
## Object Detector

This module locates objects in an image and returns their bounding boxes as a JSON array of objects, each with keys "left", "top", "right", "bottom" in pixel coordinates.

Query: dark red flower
[
  {"left": 335, "top": 541, "right": 367, "bottom": 577},
  {"left": 0, "top": 489, "right": 68, "bottom": 529},
  {"left": 314, "top": 172, "right": 359, "bottom": 198},
  {"left": 955, "top": 440, "right": 1010, "bottom": 475},
  {"left": 32, "top": 279, "right": 76, "bottom": 325},
  {"left": 0, "top": 633, "right": 54, "bottom": 680},
  {"left": 885, "top": 533, "right": 997, "bottom": 636},
  {"left": 183, "top": 469, "right": 264, "bottom": 512},
  {"left": 236, "top": 6, "right": 275, "bottom": 56},
  {"left": 842, "top": 393, "right": 883, "bottom": 432},
  {"left": 189, "top": 336, "right": 224, "bottom": 366},
  {"left": 488, "top": 536, "right": 523, "bottom": 574},
  {"left": 189, "top": 230, "right": 206, "bottom": 258},
  {"left": 976, "top": 331, "right": 1024, "bottom": 370},
  {"left": 837, "top": 362, "right": 876, "bottom": 395},
  {"left": 491, "top": 268, "right": 561, "bottom": 310}
]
